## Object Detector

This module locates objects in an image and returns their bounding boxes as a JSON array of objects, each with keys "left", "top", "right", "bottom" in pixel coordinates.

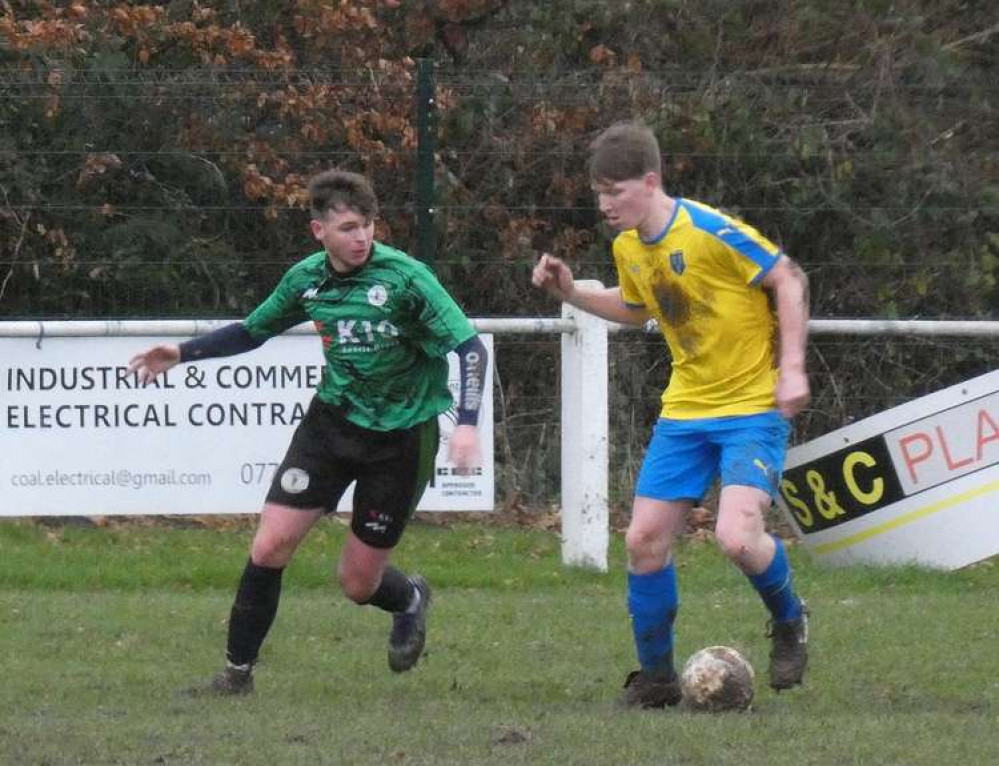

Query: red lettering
[
  {"left": 313, "top": 320, "right": 333, "bottom": 352},
  {"left": 976, "top": 409, "right": 999, "bottom": 460},
  {"left": 936, "top": 425, "right": 973, "bottom": 471},
  {"left": 899, "top": 432, "right": 933, "bottom": 484}
]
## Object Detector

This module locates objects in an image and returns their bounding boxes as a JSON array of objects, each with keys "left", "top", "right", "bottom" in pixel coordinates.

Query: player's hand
[
  {"left": 447, "top": 424, "right": 481, "bottom": 475},
  {"left": 776, "top": 368, "right": 810, "bottom": 419},
  {"left": 531, "top": 253, "right": 575, "bottom": 302},
  {"left": 128, "top": 344, "right": 181, "bottom": 385}
]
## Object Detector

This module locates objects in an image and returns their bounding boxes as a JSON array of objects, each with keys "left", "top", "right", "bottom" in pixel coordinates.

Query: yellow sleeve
[
  {"left": 612, "top": 238, "right": 645, "bottom": 306},
  {"left": 713, "top": 217, "right": 782, "bottom": 286}
]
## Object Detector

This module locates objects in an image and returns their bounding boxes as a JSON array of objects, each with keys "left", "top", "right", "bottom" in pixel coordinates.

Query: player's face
[
  {"left": 311, "top": 205, "right": 375, "bottom": 272},
  {"left": 592, "top": 175, "right": 656, "bottom": 231}
]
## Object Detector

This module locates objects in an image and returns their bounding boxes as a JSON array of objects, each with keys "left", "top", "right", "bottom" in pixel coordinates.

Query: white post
[{"left": 560, "top": 281, "right": 609, "bottom": 571}]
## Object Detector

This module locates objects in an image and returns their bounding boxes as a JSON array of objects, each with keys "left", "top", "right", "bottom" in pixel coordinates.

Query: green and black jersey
[{"left": 243, "top": 242, "right": 477, "bottom": 431}]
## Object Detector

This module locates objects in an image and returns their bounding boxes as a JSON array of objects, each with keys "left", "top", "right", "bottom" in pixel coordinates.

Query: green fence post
[{"left": 415, "top": 58, "right": 436, "bottom": 266}]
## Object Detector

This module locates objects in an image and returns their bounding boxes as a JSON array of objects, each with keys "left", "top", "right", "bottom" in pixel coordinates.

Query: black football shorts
[{"left": 266, "top": 396, "right": 439, "bottom": 548}]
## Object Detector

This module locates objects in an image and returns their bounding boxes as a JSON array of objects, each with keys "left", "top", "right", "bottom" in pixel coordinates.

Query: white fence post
[{"left": 560, "top": 281, "right": 610, "bottom": 571}]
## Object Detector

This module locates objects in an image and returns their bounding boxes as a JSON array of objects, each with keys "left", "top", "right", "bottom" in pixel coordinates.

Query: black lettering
[
  {"left": 14, "top": 368, "right": 33, "bottom": 390},
  {"left": 257, "top": 366, "right": 277, "bottom": 387},
  {"left": 281, "top": 366, "right": 302, "bottom": 388},
  {"left": 39, "top": 368, "right": 56, "bottom": 390}
]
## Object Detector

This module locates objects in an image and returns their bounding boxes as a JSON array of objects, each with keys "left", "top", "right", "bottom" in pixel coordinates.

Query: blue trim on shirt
[
  {"left": 640, "top": 200, "right": 681, "bottom": 245},
  {"left": 749, "top": 254, "right": 781, "bottom": 285},
  {"left": 682, "top": 201, "right": 779, "bottom": 274}
]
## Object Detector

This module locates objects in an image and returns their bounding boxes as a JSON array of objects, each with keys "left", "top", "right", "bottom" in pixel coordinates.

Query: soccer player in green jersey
[
  {"left": 533, "top": 122, "right": 810, "bottom": 708},
  {"left": 129, "top": 170, "right": 488, "bottom": 695}
]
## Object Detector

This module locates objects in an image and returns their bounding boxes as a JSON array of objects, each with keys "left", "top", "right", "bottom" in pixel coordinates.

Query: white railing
[{"left": 4, "top": 281, "right": 999, "bottom": 571}]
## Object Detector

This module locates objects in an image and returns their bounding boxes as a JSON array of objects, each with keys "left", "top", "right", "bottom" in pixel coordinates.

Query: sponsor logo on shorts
[
  {"left": 363, "top": 509, "right": 392, "bottom": 534},
  {"left": 280, "top": 467, "right": 310, "bottom": 494},
  {"left": 754, "top": 458, "right": 779, "bottom": 489}
]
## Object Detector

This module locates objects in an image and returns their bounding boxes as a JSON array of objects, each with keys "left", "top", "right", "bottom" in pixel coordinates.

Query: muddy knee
[{"left": 625, "top": 526, "right": 672, "bottom": 572}]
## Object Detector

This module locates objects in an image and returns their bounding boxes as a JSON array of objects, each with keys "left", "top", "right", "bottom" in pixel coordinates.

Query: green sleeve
[
  {"left": 242, "top": 266, "right": 309, "bottom": 341},
  {"left": 404, "top": 262, "right": 476, "bottom": 357}
]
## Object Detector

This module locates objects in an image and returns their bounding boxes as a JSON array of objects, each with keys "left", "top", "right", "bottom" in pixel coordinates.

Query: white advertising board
[
  {"left": 1, "top": 333, "right": 494, "bottom": 515},
  {"left": 777, "top": 369, "right": 999, "bottom": 569}
]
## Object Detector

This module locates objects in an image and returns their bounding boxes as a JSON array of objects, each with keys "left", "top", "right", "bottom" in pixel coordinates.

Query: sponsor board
[
  {"left": 1, "top": 334, "right": 494, "bottom": 515},
  {"left": 778, "top": 369, "right": 999, "bottom": 568}
]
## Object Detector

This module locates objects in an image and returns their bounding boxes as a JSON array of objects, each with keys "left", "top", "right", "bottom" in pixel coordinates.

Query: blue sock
[
  {"left": 748, "top": 535, "right": 803, "bottom": 622},
  {"left": 627, "top": 564, "right": 678, "bottom": 677}
]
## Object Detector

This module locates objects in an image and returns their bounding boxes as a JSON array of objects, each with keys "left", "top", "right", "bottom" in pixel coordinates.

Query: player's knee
[
  {"left": 715, "top": 528, "right": 751, "bottom": 562},
  {"left": 250, "top": 530, "right": 308, "bottom": 567},
  {"left": 625, "top": 526, "right": 671, "bottom": 567},
  {"left": 714, "top": 510, "right": 761, "bottom": 563},
  {"left": 250, "top": 535, "right": 297, "bottom": 568},
  {"left": 625, "top": 525, "right": 653, "bottom": 556}
]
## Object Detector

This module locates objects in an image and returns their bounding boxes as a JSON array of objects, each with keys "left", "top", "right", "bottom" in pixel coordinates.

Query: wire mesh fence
[{"left": 2, "top": 59, "right": 997, "bottom": 511}]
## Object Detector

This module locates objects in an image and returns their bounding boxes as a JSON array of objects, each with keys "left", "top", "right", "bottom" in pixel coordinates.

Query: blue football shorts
[{"left": 635, "top": 411, "right": 791, "bottom": 502}]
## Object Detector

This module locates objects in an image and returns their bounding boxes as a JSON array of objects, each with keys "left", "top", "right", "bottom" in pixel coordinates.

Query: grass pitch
[{"left": 1, "top": 518, "right": 996, "bottom": 765}]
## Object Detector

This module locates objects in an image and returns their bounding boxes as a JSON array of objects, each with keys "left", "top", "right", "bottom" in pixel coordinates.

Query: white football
[{"left": 680, "top": 645, "right": 755, "bottom": 712}]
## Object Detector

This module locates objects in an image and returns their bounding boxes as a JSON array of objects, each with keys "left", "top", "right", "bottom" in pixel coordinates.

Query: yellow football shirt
[{"left": 613, "top": 198, "right": 782, "bottom": 419}]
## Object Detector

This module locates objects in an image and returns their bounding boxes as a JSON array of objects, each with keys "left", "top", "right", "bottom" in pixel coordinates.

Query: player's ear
[{"left": 309, "top": 218, "right": 323, "bottom": 241}]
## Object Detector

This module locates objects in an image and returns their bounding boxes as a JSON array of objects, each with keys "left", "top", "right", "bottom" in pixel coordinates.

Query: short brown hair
[
  {"left": 308, "top": 169, "right": 379, "bottom": 219},
  {"left": 589, "top": 121, "right": 662, "bottom": 183}
]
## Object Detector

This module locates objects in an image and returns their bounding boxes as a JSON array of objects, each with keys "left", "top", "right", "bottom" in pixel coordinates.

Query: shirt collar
[{"left": 639, "top": 199, "right": 682, "bottom": 245}]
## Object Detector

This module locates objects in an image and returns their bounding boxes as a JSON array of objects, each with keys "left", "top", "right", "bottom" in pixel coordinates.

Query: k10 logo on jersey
[
  {"left": 337, "top": 319, "right": 399, "bottom": 346},
  {"left": 314, "top": 319, "right": 401, "bottom": 354}
]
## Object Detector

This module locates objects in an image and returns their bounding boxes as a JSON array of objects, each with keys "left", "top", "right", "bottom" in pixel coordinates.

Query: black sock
[
  {"left": 364, "top": 566, "right": 414, "bottom": 613},
  {"left": 225, "top": 559, "right": 284, "bottom": 667}
]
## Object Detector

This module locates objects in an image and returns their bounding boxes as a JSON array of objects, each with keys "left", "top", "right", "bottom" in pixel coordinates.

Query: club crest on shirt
[
  {"left": 367, "top": 284, "right": 388, "bottom": 306},
  {"left": 669, "top": 250, "right": 686, "bottom": 275}
]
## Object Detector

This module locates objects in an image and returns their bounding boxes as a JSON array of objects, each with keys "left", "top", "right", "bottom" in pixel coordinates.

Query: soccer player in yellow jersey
[{"left": 533, "top": 121, "right": 811, "bottom": 709}]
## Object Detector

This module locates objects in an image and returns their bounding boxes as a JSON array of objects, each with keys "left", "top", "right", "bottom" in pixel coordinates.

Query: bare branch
[
  {"left": 0, "top": 204, "right": 30, "bottom": 304},
  {"left": 942, "top": 22, "right": 999, "bottom": 51}
]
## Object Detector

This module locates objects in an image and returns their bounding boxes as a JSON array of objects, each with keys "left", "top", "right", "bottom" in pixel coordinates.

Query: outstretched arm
[
  {"left": 447, "top": 334, "right": 488, "bottom": 473},
  {"left": 760, "top": 255, "right": 810, "bottom": 418},
  {"left": 531, "top": 253, "right": 650, "bottom": 326},
  {"left": 127, "top": 322, "right": 264, "bottom": 384}
]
